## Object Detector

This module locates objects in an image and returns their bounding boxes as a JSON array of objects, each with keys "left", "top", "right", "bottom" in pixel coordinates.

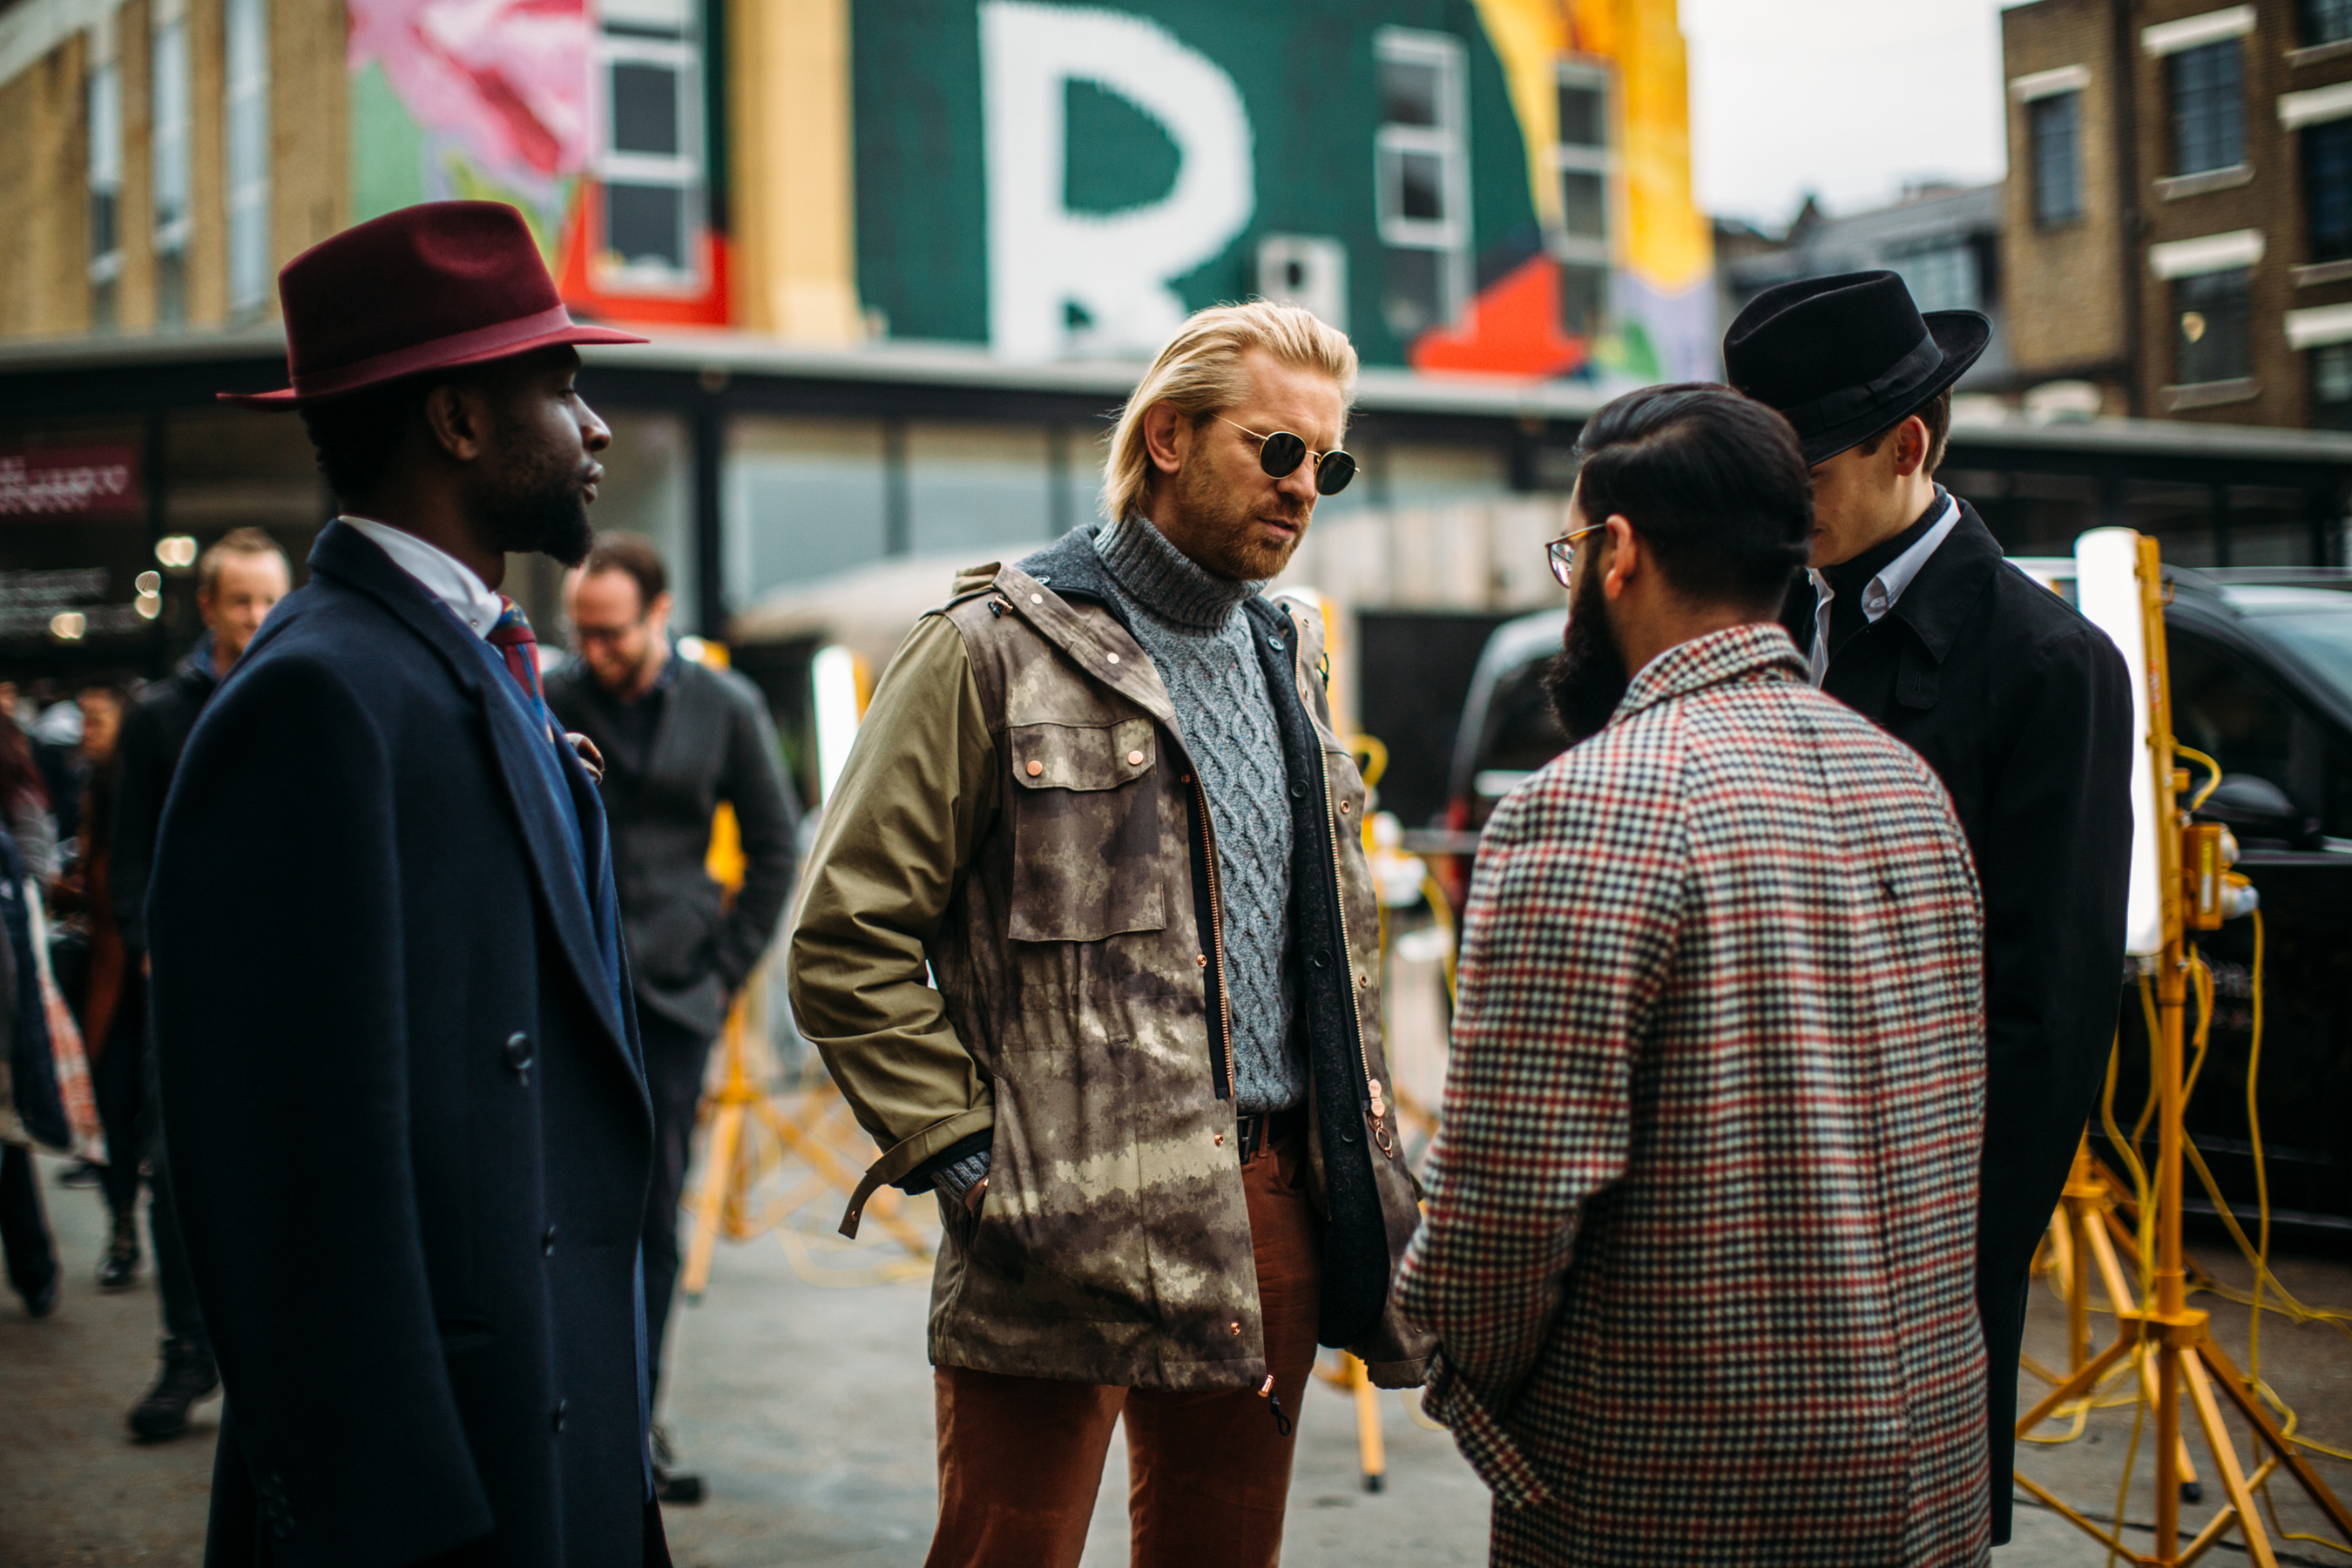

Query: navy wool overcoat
[{"left": 150, "top": 519, "right": 667, "bottom": 1568}]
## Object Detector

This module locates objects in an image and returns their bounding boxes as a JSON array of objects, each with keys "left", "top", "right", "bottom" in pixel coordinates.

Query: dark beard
[
  {"left": 479, "top": 426, "right": 595, "bottom": 568},
  {"left": 1541, "top": 563, "right": 1630, "bottom": 746}
]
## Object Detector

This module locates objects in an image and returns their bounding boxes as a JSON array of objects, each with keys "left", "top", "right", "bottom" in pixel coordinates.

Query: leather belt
[{"left": 1233, "top": 1108, "right": 1298, "bottom": 1164}]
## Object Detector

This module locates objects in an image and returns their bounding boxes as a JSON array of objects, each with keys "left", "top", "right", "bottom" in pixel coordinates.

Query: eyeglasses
[
  {"left": 1545, "top": 524, "right": 1608, "bottom": 588},
  {"left": 1220, "top": 418, "right": 1357, "bottom": 497}
]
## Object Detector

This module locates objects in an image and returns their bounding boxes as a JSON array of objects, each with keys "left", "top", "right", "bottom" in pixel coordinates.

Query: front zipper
[
  {"left": 1316, "top": 733, "right": 1395, "bottom": 1158},
  {"left": 1189, "top": 767, "right": 1238, "bottom": 1099}
]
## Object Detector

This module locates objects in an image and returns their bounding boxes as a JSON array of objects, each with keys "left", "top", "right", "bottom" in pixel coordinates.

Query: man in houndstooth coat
[{"left": 1398, "top": 385, "right": 1991, "bottom": 1567}]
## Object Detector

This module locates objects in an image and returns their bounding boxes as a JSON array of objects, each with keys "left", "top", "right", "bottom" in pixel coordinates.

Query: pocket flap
[{"left": 1010, "top": 719, "right": 1156, "bottom": 792}]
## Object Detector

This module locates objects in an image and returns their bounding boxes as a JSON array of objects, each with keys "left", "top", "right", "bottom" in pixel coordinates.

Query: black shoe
[
  {"left": 20, "top": 1276, "right": 58, "bottom": 1320},
  {"left": 649, "top": 1424, "right": 705, "bottom": 1505},
  {"left": 97, "top": 1213, "right": 139, "bottom": 1292},
  {"left": 128, "top": 1336, "right": 219, "bottom": 1441},
  {"left": 57, "top": 1160, "right": 101, "bottom": 1189}
]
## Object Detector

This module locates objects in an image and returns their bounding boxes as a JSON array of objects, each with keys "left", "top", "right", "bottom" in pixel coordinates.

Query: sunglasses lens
[
  {"left": 1315, "top": 450, "right": 1357, "bottom": 497},
  {"left": 1258, "top": 431, "right": 1307, "bottom": 478}
]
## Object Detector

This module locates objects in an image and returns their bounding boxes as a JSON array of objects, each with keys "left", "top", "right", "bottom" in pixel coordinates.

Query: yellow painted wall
[{"left": 728, "top": 0, "right": 862, "bottom": 341}]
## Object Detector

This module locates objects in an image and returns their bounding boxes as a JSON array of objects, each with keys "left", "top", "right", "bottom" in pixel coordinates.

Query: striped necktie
[{"left": 486, "top": 596, "right": 544, "bottom": 711}]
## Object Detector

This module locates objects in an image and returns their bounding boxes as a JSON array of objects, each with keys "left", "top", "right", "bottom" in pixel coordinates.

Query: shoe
[
  {"left": 20, "top": 1276, "right": 58, "bottom": 1319},
  {"left": 650, "top": 1423, "right": 705, "bottom": 1505},
  {"left": 97, "top": 1213, "right": 139, "bottom": 1291},
  {"left": 57, "top": 1160, "right": 101, "bottom": 1189},
  {"left": 127, "top": 1336, "right": 219, "bottom": 1441}
]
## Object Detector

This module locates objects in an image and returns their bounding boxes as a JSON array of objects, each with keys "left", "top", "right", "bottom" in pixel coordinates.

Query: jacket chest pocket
[{"left": 1006, "top": 718, "right": 1166, "bottom": 943}]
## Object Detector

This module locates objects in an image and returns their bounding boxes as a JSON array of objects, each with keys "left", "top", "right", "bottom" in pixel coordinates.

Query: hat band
[
  {"left": 1774, "top": 333, "right": 1943, "bottom": 436},
  {"left": 287, "top": 303, "right": 579, "bottom": 399}
]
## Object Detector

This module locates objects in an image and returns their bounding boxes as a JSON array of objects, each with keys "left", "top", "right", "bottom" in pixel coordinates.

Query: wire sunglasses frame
[
  {"left": 1219, "top": 417, "right": 1358, "bottom": 497},
  {"left": 1546, "top": 523, "right": 1609, "bottom": 588}
]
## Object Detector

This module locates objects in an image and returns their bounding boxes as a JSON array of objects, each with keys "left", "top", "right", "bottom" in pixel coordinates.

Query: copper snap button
[
  {"left": 1026, "top": 760, "right": 1044, "bottom": 777},
  {"left": 1213, "top": 1132, "right": 1225, "bottom": 1146},
  {"left": 1228, "top": 1321, "right": 1242, "bottom": 1336},
  {"left": 1339, "top": 801, "right": 1352, "bottom": 814},
  {"left": 1127, "top": 749, "right": 1145, "bottom": 766},
  {"left": 1195, "top": 953, "right": 1208, "bottom": 967}
]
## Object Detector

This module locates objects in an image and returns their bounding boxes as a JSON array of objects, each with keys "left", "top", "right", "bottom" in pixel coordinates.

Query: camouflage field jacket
[{"left": 789, "top": 527, "right": 1433, "bottom": 1391}]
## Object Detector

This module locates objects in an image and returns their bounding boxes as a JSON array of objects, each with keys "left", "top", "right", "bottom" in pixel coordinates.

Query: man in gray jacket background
[{"left": 546, "top": 532, "right": 801, "bottom": 1504}]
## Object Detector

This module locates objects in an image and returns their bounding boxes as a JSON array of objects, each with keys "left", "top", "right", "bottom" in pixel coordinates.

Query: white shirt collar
[
  {"left": 1806, "top": 490, "right": 1963, "bottom": 686},
  {"left": 339, "top": 516, "right": 506, "bottom": 641}
]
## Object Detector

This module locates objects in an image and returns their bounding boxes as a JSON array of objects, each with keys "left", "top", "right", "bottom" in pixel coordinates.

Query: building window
[
  {"left": 2302, "top": 0, "right": 2352, "bottom": 47},
  {"left": 152, "top": 8, "right": 191, "bottom": 325},
  {"left": 1552, "top": 60, "right": 1611, "bottom": 341},
  {"left": 2175, "top": 267, "right": 2252, "bottom": 384},
  {"left": 596, "top": 0, "right": 703, "bottom": 286},
  {"left": 2314, "top": 342, "right": 2352, "bottom": 429},
  {"left": 2307, "top": 119, "right": 2352, "bottom": 263},
  {"left": 2030, "top": 91, "right": 2083, "bottom": 225},
  {"left": 2167, "top": 39, "right": 2243, "bottom": 176},
  {"left": 225, "top": 0, "right": 270, "bottom": 314},
  {"left": 1375, "top": 28, "right": 1470, "bottom": 343},
  {"left": 1892, "top": 242, "right": 1983, "bottom": 314},
  {"left": 87, "top": 59, "right": 122, "bottom": 328}
]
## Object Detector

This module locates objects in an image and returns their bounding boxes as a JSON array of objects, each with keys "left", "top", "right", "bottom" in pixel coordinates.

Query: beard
[
  {"left": 1542, "top": 561, "right": 1631, "bottom": 746},
  {"left": 1169, "top": 449, "right": 1311, "bottom": 582},
  {"left": 478, "top": 420, "right": 597, "bottom": 568}
]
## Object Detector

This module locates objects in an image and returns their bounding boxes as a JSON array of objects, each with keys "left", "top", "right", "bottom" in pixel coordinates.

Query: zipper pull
[{"left": 1367, "top": 1078, "right": 1386, "bottom": 1120}]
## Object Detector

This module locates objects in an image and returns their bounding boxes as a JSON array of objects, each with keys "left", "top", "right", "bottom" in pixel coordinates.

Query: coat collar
[
  {"left": 1004, "top": 525, "right": 1182, "bottom": 729},
  {"left": 307, "top": 519, "right": 633, "bottom": 1066},
  {"left": 1612, "top": 622, "right": 1808, "bottom": 727},
  {"left": 1877, "top": 498, "right": 2005, "bottom": 665}
]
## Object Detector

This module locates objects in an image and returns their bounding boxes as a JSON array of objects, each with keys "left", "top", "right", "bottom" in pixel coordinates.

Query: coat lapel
[{"left": 308, "top": 522, "right": 633, "bottom": 1070}]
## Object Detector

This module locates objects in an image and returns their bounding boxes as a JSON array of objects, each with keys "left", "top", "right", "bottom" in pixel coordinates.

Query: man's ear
[
  {"left": 1893, "top": 414, "right": 1931, "bottom": 479},
  {"left": 420, "top": 382, "right": 487, "bottom": 464},
  {"left": 1601, "top": 514, "right": 1639, "bottom": 601},
  {"left": 1140, "top": 401, "right": 1190, "bottom": 478}
]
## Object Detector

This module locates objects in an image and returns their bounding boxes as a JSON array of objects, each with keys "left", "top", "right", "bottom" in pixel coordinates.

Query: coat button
[
  {"left": 1195, "top": 954, "right": 1207, "bottom": 968},
  {"left": 1358, "top": 973, "right": 1369, "bottom": 989},
  {"left": 504, "top": 1032, "right": 533, "bottom": 1071},
  {"left": 1107, "top": 652, "right": 1121, "bottom": 664},
  {"left": 551, "top": 1400, "right": 568, "bottom": 1434},
  {"left": 1213, "top": 1132, "right": 1225, "bottom": 1146},
  {"left": 1229, "top": 1321, "right": 1242, "bottom": 1336},
  {"left": 1026, "top": 760, "right": 1044, "bottom": 777},
  {"left": 1290, "top": 783, "right": 1306, "bottom": 800},
  {"left": 1310, "top": 951, "right": 1329, "bottom": 970},
  {"left": 542, "top": 1225, "right": 558, "bottom": 1257},
  {"left": 1126, "top": 749, "right": 1145, "bottom": 766},
  {"left": 1031, "top": 593, "right": 1044, "bottom": 605},
  {"left": 1338, "top": 800, "right": 1351, "bottom": 814}
]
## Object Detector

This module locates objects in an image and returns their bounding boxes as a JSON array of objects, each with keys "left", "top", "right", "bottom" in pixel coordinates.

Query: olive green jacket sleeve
[{"left": 787, "top": 611, "right": 1002, "bottom": 1224}]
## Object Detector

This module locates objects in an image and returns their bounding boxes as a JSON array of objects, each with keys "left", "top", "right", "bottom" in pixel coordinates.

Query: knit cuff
[{"left": 929, "top": 1149, "right": 993, "bottom": 1202}]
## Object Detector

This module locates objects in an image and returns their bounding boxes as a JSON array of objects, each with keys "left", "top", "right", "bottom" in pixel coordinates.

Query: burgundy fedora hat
[{"left": 220, "top": 200, "right": 645, "bottom": 408}]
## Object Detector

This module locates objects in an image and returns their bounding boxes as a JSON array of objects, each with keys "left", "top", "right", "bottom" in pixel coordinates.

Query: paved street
[{"left": 5, "top": 1145, "right": 2349, "bottom": 1566}]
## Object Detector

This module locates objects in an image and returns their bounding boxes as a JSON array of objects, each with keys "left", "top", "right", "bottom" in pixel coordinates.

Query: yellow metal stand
[{"left": 2018, "top": 535, "right": 2352, "bottom": 1566}]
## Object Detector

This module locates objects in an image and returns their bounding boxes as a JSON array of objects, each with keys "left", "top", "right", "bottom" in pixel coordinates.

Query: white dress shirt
[
  {"left": 341, "top": 515, "right": 505, "bottom": 640},
  {"left": 1806, "top": 490, "right": 1962, "bottom": 686}
]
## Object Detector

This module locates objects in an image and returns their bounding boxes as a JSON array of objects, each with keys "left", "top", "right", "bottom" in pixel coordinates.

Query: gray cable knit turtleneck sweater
[
  {"left": 929, "top": 517, "right": 1307, "bottom": 1203},
  {"left": 1092, "top": 515, "right": 1305, "bottom": 1116}
]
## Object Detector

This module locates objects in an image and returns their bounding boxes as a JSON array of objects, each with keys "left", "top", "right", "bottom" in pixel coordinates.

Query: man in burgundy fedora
[{"left": 147, "top": 200, "right": 671, "bottom": 1566}]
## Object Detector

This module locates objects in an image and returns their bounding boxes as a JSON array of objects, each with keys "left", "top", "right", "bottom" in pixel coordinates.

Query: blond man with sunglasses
[{"left": 791, "top": 301, "right": 1429, "bottom": 1568}]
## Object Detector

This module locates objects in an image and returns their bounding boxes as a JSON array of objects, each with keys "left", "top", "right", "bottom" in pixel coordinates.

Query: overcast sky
[{"left": 1680, "top": 0, "right": 2015, "bottom": 229}]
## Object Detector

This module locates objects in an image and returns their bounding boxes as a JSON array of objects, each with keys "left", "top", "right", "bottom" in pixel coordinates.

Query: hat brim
[
  {"left": 1798, "top": 310, "right": 1991, "bottom": 467},
  {"left": 219, "top": 320, "right": 649, "bottom": 409}
]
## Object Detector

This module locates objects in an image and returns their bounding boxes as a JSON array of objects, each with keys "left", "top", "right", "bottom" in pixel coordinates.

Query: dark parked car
[{"left": 1437, "top": 567, "right": 2352, "bottom": 1233}]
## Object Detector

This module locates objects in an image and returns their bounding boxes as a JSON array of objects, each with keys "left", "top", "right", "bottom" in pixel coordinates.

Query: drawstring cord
[{"left": 1258, "top": 1375, "right": 1293, "bottom": 1436}]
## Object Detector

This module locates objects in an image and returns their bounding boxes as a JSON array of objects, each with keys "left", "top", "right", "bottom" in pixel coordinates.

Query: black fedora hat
[{"left": 1723, "top": 270, "right": 1990, "bottom": 466}]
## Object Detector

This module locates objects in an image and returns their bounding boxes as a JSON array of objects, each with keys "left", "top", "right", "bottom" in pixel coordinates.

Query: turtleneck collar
[{"left": 1091, "top": 515, "right": 1261, "bottom": 634}]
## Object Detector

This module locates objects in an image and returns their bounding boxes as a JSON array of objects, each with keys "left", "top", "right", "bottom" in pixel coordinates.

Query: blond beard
[{"left": 1162, "top": 452, "right": 1310, "bottom": 582}]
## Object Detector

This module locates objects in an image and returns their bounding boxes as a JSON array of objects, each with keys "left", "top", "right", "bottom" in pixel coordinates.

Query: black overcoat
[
  {"left": 150, "top": 520, "right": 669, "bottom": 1568},
  {"left": 1783, "top": 499, "right": 2134, "bottom": 1541}
]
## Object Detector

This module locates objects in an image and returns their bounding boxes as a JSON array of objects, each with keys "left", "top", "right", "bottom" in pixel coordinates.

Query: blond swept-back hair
[{"left": 1101, "top": 301, "right": 1358, "bottom": 524}]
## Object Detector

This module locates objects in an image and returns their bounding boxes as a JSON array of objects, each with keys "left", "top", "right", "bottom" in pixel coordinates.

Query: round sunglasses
[{"left": 1220, "top": 418, "right": 1357, "bottom": 497}]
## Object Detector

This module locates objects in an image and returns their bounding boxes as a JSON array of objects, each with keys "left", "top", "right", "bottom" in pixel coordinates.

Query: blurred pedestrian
[
  {"left": 2, "top": 818, "right": 62, "bottom": 1321},
  {"left": 1725, "top": 272, "right": 2134, "bottom": 1541},
  {"left": 105, "top": 527, "right": 287, "bottom": 1443},
  {"left": 1397, "top": 385, "right": 1991, "bottom": 1566},
  {"left": 544, "top": 533, "right": 801, "bottom": 1504},
  {"left": 792, "top": 301, "right": 1429, "bottom": 1568},
  {"left": 150, "top": 200, "right": 665, "bottom": 1567},
  {"left": 0, "top": 709, "right": 57, "bottom": 886},
  {"left": 47, "top": 681, "right": 129, "bottom": 1194}
]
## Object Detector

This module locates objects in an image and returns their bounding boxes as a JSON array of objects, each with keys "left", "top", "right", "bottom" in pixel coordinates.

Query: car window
[
  {"left": 1469, "top": 661, "right": 1568, "bottom": 824},
  {"left": 2170, "top": 630, "right": 2295, "bottom": 794}
]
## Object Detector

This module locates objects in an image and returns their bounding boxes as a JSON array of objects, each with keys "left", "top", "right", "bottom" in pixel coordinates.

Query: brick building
[{"left": 2000, "top": 0, "right": 2352, "bottom": 429}]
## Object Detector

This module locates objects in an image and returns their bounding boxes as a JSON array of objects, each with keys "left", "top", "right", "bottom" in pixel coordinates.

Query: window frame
[
  {"left": 86, "top": 60, "right": 123, "bottom": 294},
  {"left": 1373, "top": 26, "right": 1471, "bottom": 335},
  {"left": 593, "top": 10, "right": 706, "bottom": 293},
  {"left": 1550, "top": 57, "right": 1612, "bottom": 267},
  {"left": 2304, "top": 118, "right": 2352, "bottom": 265},
  {"left": 224, "top": 0, "right": 270, "bottom": 314},
  {"left": 2301, "top": 0, "right": 2352, "bottom": 47},
  {"left": 2029, "top": 89, "right": 2085, "bottom": 227},
  {"left": 2166, "top": 37, "right": 2245, "bottom": 178},
  {"left": 2173, "top": 266, "right": 2254, "bottom": 385}
]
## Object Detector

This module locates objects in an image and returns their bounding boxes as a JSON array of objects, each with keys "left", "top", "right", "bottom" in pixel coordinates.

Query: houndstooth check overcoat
[{"left": 1396, "top": 623, "right": 1991, "bottom": 1567}]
